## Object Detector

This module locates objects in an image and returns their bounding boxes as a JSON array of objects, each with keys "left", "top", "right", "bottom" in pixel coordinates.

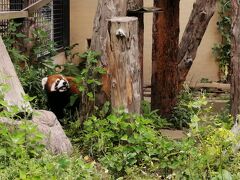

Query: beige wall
[
  {"left": 70, "top": 0, "right": 220, "bottom": 86},
  {"left": 180, "top": 0, "right": 220, "bottom": 85}
]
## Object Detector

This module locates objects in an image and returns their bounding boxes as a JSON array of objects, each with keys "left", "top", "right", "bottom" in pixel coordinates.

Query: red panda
[{"left": 41, "top": 74, "right": 80, "bottom": 119}]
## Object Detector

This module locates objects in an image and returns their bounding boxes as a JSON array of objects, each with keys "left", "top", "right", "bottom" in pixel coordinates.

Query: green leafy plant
[
  {"left": 171, "top": 86, "right": 208, "bottom": 129},
  {"left": 80, "top": 110, "right": 180, "bottom": 178},
  {"left": 212, "top": 0, "right": 231, "bottom": 82},
  {"left": 2, "top": 20, "right": 56, "bottom": 109},
  {"left": 61, "top": 50, "right": 106, "bottom": 126},
  {"left": 0, "top": 83, "right": 107, "bottom": 179}
]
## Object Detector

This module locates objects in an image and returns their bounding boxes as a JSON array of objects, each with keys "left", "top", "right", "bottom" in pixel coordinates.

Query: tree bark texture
[
  {"left": 230, "top": 0, "right": 240, "bottom": 153},
  {"left": 151, "top": 0, "right": 180, "bottom": 117},
  {"left": 90, "top": 0, "right": 128, "bottom": 66},
  {"left": 90, "top": 0, "right": 128, "bottom": 100},
  {"left": 127, "top": 0, "right": 144, "bottom": 96},
  {"left": 106, "top": 17, "right": 142, "bottom": 113},
  {"left": 178, "top": 0, "right": 217, "bottom": 86},
  {"left": 230, "top": 0, "right": 240, "bottom": 121}
]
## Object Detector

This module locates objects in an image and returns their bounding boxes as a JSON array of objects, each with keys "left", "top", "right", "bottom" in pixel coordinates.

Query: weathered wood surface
[
  {"left": 178, "top": 0, "right": 217, "bottom": 86},
  {"left": 195, "top": 82, "right": 230, "bottom": 92},
  {"left": 0, "top": 110, "right": 73, "bottom": 155},
  {"left": 0, "top": 11, "right": 28, "bottom": 20},
  {"left": 230, "top": 0, "right": 240, "bottom": 120},
  {"left": 230, "top": 0, "right": 240, "bottom": 153},
  {"left": 151, "top": 0, "right": 180, "bottom": 117},
  {"left": 127, "top": 0, "right": 144, "bottom": 98},
  {"left": 90, "top": 0, "right": 128, "bottom": 66},
  {"left": 0, "top": 36, "right": 32, "bottom": 111},
  {"left": 106, "top": 17, "right": 142, "bottom": 113},
  {"left": 21, "top": 0, "right": 53, "bottom": 16}
]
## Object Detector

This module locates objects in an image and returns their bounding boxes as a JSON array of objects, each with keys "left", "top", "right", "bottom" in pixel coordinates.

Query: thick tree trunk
[
  {"left": 178, "top": 0, "right": 217, "bottom": 86},
  {"left": 231, "top": 0, "right": 240, "bottom": 121},
  {"left": 151, "top": 0, "right": 180, "bottom": 117},
  {"left": 90, "top": 0, "right": 128, "bottom": 100},
  {"left": 90, "top": 0, "right": 128, "bottom": 66},
  {"left": 106, "top": 17, "right": 142, "bottom": 113},
  {"left": 230, "top": 1, "right": 240, "bottom": 153}
]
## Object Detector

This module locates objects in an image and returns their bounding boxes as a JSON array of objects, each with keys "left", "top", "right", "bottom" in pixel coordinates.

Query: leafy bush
[
  {"left": 78, "top": 95, "right": 240, "bottom": 179},
  {"left": 0, "top": 84, "right": 107, "bottom": 180},
  {"left": 171, "top": 87, "right": 208, "bottom": 129},
  {"left": 80, "top": 110, "right": 181, "bottom": 177},
  {"left": 212, "top": 0, "right": 231, "bottom": 82},
  {"left": 2, "top": 20, "right": 56, "bottom": 109}
]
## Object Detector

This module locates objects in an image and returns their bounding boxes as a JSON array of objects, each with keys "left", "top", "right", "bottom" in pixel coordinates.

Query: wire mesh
[{"left": 0, "top": 0, "right": 68, "bottom": 49}]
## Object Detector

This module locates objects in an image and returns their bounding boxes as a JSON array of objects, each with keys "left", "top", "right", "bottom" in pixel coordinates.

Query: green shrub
[
  {"left": 2, "top": 20, "right": 56, "bottom": 110},
  {"left": 212, "top": 0, "right": 231, "bottom": 82},
  {"left": 80, "top": 110, "right": 180, "bottom": 177},
  {"left": 171, "top": 87, "right": 208, "bottom": 129},
  {"left": 0, "top": 84, "right": 107, "bottom": 180}
]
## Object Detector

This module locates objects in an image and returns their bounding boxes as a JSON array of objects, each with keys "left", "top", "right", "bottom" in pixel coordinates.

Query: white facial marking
[
  {"left": 50, "top": 77, "right": 69, "bottom": 92},
  {"left": 41, "top": 77, "right": 48, "bottom": 90},
  {"left": 50, "top": 79, "right": 59, "bottom": 92}
]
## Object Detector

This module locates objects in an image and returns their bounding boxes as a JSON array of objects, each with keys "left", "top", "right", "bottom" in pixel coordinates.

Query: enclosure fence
[{"left": 0, "top": 0, "right": 69, "bottom": 49}]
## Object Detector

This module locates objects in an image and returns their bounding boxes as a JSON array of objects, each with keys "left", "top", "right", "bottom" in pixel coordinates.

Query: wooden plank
[
  {"left": 21, "top": 0, "right": 52, "bottom": 16},
  {"left": 128, "top": 7, "right": 163, "bottom": 13},
  {"left": 0, "top": 36, "right": 32, "bottom": 112},
  {"left": 0, "top": 11, "right": 28, "bottom": 20},
  {"left": 194, "top": 82, "right": 230, "bottom": 92}
]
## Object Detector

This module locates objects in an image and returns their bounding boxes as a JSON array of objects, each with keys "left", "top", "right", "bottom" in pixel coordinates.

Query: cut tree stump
[
  {"left": 0, "top": 36, "right": 72, "bottom": 155},
  {"left": 106, "top": 17, "right": 142, "bottom": 113}
]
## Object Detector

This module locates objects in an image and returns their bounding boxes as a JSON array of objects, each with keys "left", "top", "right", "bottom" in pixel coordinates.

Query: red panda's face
[{"left": 42, "top": 74, "right": 70, "bottom": 93}]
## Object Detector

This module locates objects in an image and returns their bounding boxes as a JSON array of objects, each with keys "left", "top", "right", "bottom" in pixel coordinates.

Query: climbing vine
[{"left": 212, "top": 0, "right": 231, "bottom": 82}]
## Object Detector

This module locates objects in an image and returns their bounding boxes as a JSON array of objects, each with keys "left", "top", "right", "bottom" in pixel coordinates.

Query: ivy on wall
[{"left": 212, "top": 0, "right": 231, "bottom": 82}]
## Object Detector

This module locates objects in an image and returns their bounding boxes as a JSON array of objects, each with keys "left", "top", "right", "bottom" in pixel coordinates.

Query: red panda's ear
[
  {"left": 41, "top": 77, "right": 48, "bottom": 90},
  {"left": 65, "top": 76, "right": 75, "bottom": 82}
]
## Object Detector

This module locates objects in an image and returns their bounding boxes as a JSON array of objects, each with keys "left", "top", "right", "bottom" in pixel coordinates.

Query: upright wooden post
[
  {"left": 127, "top": 0, "right": 144, "bottom": 96},
  {"left": 90, "top": 0, "right": 128, "bottom": 66},
  {"left": 106, "top": 17, "right": 142, "bottom": 113}
]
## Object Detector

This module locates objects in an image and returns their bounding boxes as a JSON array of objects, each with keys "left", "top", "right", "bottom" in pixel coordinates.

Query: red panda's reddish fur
[{"left": 42, "top": 74, "right": 80, "bottom": 119}]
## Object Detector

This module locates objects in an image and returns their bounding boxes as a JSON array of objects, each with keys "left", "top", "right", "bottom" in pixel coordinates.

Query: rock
[
  {"left": 0, "top": 110, "right": 73, "bottom": 155},
  {"left": 32, "top": 110, "right": 73, "bottom": 155}
]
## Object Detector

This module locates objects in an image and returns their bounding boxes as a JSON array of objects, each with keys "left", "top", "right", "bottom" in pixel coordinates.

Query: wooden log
[
  {"left": 127, "top": 0, "right": 144, "bottom": 99},
  {"left": 21, "top": 0, "right": 52, "bottom": 16},
  {"left": 0, "top": 11, "right": 28, "bottom": 20},
  {"left": 90, "top": 0, "right": 128, "bottom": 101},
  {"left": 106, "top": 17, "right": 142, "bottom": 113},
  {"left": 90, "top": 0, "right": 128, "bottom": 66},
  {"left": 0, "top": 36, "right": 32, "bottom": 112}
]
